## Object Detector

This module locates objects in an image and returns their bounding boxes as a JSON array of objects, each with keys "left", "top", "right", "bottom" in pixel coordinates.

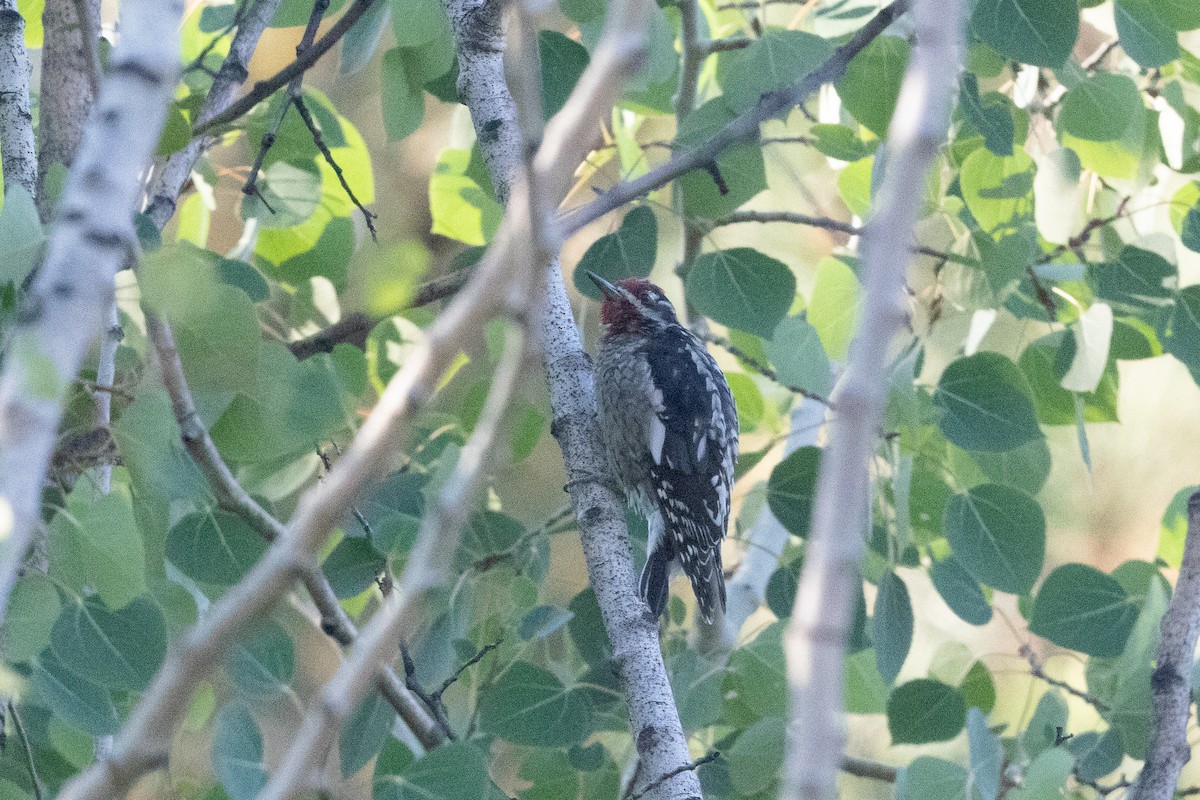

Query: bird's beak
[{"left": 586, "top": 271, "right": 619, "bottom": 300}]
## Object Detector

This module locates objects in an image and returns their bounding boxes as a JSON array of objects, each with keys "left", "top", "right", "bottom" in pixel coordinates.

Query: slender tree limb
[
  {"left": 840, "top": 756, "right": 898, "bottom": 783},
  {"left": 58, "top": 179, "right": 527, "bottom": 799},
  {"left": 0, "top": 0, "right": 37, "bottom": 198},
  {"left": 143, "top": 0, "right": 285, "bottom": 229},
  {"left": 780, "top": 2, "right": 964, "bottom": 799},
  {"left": 628, "top": 751, "right": 721, "bottom": 800},
  {"left": 69, "top": 0, "right": 101, "bottom": 94},
  {"left": 286, "top": 270, "right": 473, "bottom": 359},
  {"left": 1019, "top": 644, "right": 1109, "bottom": 713},
  {"left": 557, "top": 0, "right": 909, "bottom": 237},
  {"left": 704, "top": 333, "right": 835, "bottom": 407},
  {"left": 1131, "top": 490, "right": 1200, "bottom": 800},
  {"left": 0, "top": 0, "right": 183, "bottom": 636},
  {"left": 35, "top": 0, "right": 100, "bottom": 221},
  {"left": 692, "top": 36, "right": 752, "bottom": 54},
  {"left": 673, "top": 0, "right": 703, "bottom": 321},
  {"left": 143, "top": 310, "right": 445, "bottom": 750},
  {"left": 191, "top": 0, "right": 379, "bottom": 138},
  {"left": 257, "top": 319, "right": 530, "bottom": 800},
  {"left": 293, "top": 95, "right": 379, "bottom": 238}
]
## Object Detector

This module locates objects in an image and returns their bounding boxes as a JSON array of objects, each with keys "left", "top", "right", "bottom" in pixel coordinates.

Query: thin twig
[
  {"left": 627, "top": 751, "right": 721, "bottom": 800},
  {"left": 400, "top": 642, "right": 454, "bottom": 739},
  {"left": 841, "top": 756, "right": 898, "bottom": 783},
  {"left": 692, "top": 36, "right": 752, "bottom": 54},
  {"left": 1019, "top": 644, "right": 1110, "bottom": 712},
  {"left": 433, "top": 640, "right": 501, "bottom": 702},
  {"left": 8, "top": 702, "right": 44, "bottom": 800},
  {"left": 182, "top": 0, "right": 248, "bottom": 76},
  {"left": 193, "top": 0, "right": 380, "bottom": 136},
  {"left": 704, "top": 332, "right": 835, "bottom": 407},
  {"left": 557, "top": 0, "right": 911, "bottom": 237},
  {"left": 293, "top": 95, "right": 379, "bottom": 239}
]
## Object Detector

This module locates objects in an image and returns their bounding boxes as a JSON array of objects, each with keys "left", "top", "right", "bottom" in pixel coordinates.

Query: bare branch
[
  {"left": 780, "top": 1, "right": 965, "bottom": 799},
  {"left": 840, "top": 756, "right": 898, "bottom": 783},
  {"left": 8, "top": 700, "right": 44, "bottom": 800},
  {"left": 0, "top": 0, "right": 184, "bottom": 639},
  {"left": 0, "top": 0, "right": 37, "bottom": 198},
  {"left": 557, "top": 0, "right": 910, "bottom": 237},
  {"left": 257, "top": 320, "right": 530, "bottom": 800},
  {"left": 143, "top": 310, "right": 444, "bottom": 748},
  {"left": 1020, "top": 644, "right": 1109, "bottom": 713},
  {"left": 191, "top": 0, "right": 380, "bottom": 138},
  {"left": 143, "top": 0, "right": 286, "bottom": 229},
  {"left": 1131, "top": 490, "right": 1200, "bottom": 800},
  {"left": 56, "top": 160, "right": 531, "bottom": 800}
]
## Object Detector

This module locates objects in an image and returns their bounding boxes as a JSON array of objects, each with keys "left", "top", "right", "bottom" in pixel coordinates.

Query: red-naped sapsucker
[{"left": 587, "top": 272, "right": 738, "bottom": 623}]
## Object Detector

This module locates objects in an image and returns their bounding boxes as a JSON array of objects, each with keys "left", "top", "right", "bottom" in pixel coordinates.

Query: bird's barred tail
[
  {"left": 681, "top": 543, "right": 725, "bottom": 624},
  {"left": 639, "top": 545, "right": 672, "bottom": 619}
]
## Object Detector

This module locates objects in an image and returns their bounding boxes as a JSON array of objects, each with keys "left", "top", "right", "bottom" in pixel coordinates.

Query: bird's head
[{"left": 586, "top": 272, "right": 680, "bottom": 335}]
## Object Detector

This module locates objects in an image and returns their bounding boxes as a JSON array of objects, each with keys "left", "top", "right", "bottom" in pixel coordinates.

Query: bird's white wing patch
[{"left": 649, "top": 415, "right": 666, "bottom": 465}]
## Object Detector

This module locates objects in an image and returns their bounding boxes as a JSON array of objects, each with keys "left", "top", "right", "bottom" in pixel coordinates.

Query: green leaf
[
  {"left": 213, "top": 703, "right": 267, "bottom": 800},
  {"left": 960, "top": 147, "right": 1035, "bottom": 236},
  {"left": 1007, "top": 748, "right": 1073, "bottom": 800},
  {"left": 540, "top": 31, "right": 589, "bottom": 118},
  {"left": 669, "top": 649, "right": 724, "bottom": 731},
  {"left": 1093, "top": 245, "right": 1177, "bottom": 310},
  {"left": 969, "top": 437, "right": 1052, "bottom": 494},
  {"left": 895, "top": 756, "right": 968, "bottom": 800},
  {"left": 50, "top": 595, "right": 167, "bottom": 691},
  {"left": 271, "top": 0, "right": 347, "bottom": 26},
  {"left": 970, "top": 0, "right": 1079, "bottom": 67},
  {"left": 389, "top": 0, "right": 451, "bottom": 47},
  {"left": 967, "top": 708, "right": 1002, "bottom": 800},
  {"left": 727, "top": 373, "right": 764, "bottom": 431},
  {"left": 836, "top": 35, "right": 910, "bottom": 137},
  {"left": 944, "top": 484, "right": 1044, "bottom": 594},
  {"left": 519, "top": 749, "right": 581, "bottom": 800},
  {"left": 477, "top": 662, "right": 593, "bottom": 746},
  {"left": 381, "top": 47, "right": 427, "bottom": 141},
  {"left": 241, "top": 160, "right": 321, "bottom": 228},
  {"left": 518, "top": 605, "right": 574, "bottom": 640},
  {"left": 573, "top": 206, "right": 657, "bottom": 299},
  {"left": 766, "top": 446, "right": 821, "bottom": 537},
  {"left": 933, "top": 352, "right": 1043, "bottom": 452},
  {"left": 166, "top": 510, "right": 268, "bottom": 586},
  {"left": 1067, "top": 730, "right": 1125, "bottom": 783},
  {"left": 726, "top": 716, "right": 786, "bottom": 796},
  {"left": 227, "top": 622, "right": 295, "bottom": 698},
  {"left": 1060, "top": 74, "right": 1145, "bottom": 143},
  {"left": 887, "top": 679, "right": 967, "bottom": 744},
  {"left": 568, "top": 588, "right": 611, "bottom": 666},
  {"left": 429, "top": 148, "right": 502, "bottom": 245},
  {"left": 3, "top": 574, "right": 61, "bottom": 662},
  {"left": 1018, "top": 332, "right": 1119, "bottom": 425},
  {"left": 960, "top": 660, "right": 997, "bottom": 714},
  {"left": 959, "top": 74, "right": 1014, "bottom": 157},
  {"left": 209, "top": 344, "right": 347, "bottom": 464},
  {"left": 930, "top": 557, "right": 993, "bottom": 626},
  {"left": 30, "top": 650, "right": 120, "bottom": 735},
  {"left": 1115, "top": 0, "right": 1179, "bottom": 68},
  {"left": 1165, "top": 286, "right": 1200, "bottom": 383},
  {"left": 845, "top": 649, "right": 890, "bottom": 714},
  {"left": 720, "top": 31, "right": 832, "bottom": 114},
  {"left": 807, "top": 256, "right": 860, "bottom": 360},
  {"left": 676, "top": 100, "right": 766, "bottom": 218},
  {"left": 725, "top": 621, "right": 788, "bottom": 718},
  {"left": 1020, "top": 691, "right": 1067, "bottom": 758},
  {"left": 341, "top": 692, "right": 396, "bottom": 776},
  {"left": 685, "top": 248, "right": 796, "bottom": 337},
  {"left": 322, "top": 537, "right": 385, "bottom": 598},
  {"left": 765, "top": 316, "right": 832, "bottom": 396},
  {"left": 341, "top": 0, "right": 391, "bottom": 75},
  {"left": 0, "top": 184, "right": 44, "bottom": 285},
  {"left": 48, "top": 483, "right": 146, "bottom": 609},
  {"left": 1156, "top": 485, "right": 1197, "bottom": 569},
  {"left": 1029, "top": 563, "right": 1139, "bottom": 657},
  {"left": 874, "top": 571, "right": 913, "bottom": 685},
  {"left": 810, "top": 124, "right": 874, "bottom": 162},
  {"left": 374, "top": 741, "right": 490, "bottom": 800}
]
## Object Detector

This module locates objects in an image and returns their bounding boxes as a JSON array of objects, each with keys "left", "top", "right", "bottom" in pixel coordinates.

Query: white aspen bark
[
  {"left": 440, "top": 0, "right": 699, "bottom": 797},
  {"left": 0, "top": 0, "right": 184, "bottom": 634},
  {"left": 36, "top": 0, "right": 100, "bottom": 220},
  {"left": 780, "top": 1, "right": 964, "bottom": 798},
  {"left": 0, "top": 0, "right": 36, "bottom": 198},
  {"left": 1131, "top": 491, "right": 1200, "bottom": 800},
  {"left": 143, "top": 0, "right": 283, "bottom": 230}
]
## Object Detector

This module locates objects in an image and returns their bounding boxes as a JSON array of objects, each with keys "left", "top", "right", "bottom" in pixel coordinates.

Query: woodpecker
[{"left": 587, "top": 272, "right": 738, "bottom": 623}]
